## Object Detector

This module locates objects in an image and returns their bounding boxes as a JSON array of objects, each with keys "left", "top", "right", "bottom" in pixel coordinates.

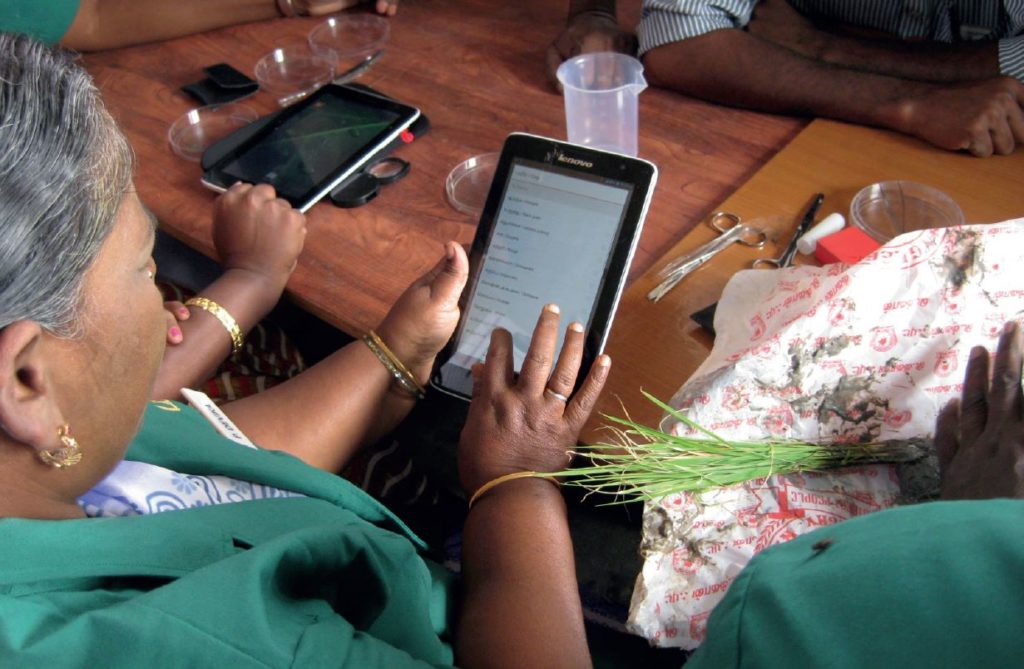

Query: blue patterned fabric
[{"left": 79, "top": 460, "right": 304, "bottom": 518}]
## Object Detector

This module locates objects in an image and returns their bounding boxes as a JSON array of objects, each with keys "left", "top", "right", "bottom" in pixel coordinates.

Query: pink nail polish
[{"left": 170, "top": 327, "right": 182, "bottom": 339}]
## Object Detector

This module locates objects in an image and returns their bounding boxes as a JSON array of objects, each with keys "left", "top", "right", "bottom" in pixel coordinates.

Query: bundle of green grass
[{"left": 549, "top": 392, "right": 926, "bottom": 504}]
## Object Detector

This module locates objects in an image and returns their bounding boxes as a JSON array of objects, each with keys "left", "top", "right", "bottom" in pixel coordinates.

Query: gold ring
[{"left": 545, "top": 387, "right": 569, "bottom": 403}]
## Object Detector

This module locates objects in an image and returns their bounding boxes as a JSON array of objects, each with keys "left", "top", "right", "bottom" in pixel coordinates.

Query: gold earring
[{"left": 38, "top": 424, "right": 83, "bottom": 469}]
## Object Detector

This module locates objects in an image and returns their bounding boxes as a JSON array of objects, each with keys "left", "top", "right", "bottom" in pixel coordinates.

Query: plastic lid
[
  {"left": 254, "top": 44, "right": 335, "bottom": 106},
  {"left": 308, "top": 14, "right": 389, "bottom": 70},
  {"left": 445, "top": 153, "right": 499, "bottom": 217},
  {"left": 850, "top": 181, "right": 964, "bottom": 243},
  {"left": 168, "top": 103, "right": 259, "bottom": 162}
]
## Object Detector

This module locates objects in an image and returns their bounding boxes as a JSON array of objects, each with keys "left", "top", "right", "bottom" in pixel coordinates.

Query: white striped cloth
[{"left": 639, "top": 0, "right": 1024, "bottom": 80}]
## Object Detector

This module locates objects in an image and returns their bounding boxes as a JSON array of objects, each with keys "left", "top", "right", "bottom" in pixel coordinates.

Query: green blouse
[
  {"left": 0, "top": 0, "right": 80, "bottom": 44},
  {"left": 0, "top": 401, "right": 455, "bottom": 668}
]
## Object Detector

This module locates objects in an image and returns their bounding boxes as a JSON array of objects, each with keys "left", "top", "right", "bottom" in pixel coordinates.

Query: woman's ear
[{"left": 0, "top": 321, "right": 65, "bottom": 452}]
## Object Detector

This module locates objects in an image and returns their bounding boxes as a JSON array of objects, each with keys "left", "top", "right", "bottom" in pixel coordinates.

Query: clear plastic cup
[{"left": 556, "top": 52, "right": 647, "bottom": 156}]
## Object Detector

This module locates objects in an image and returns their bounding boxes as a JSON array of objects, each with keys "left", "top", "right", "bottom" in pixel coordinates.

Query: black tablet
[
  {"left": 432, "top": 133, "right": 658, "bottom": 401},
  {"left": 201, "top": 84, "right": 419, "bottom": 212}
]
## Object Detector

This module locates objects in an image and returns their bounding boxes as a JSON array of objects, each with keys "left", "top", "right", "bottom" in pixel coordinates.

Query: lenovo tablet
[
  {"left": 432, "top": 133, "right": 658, "bottom": 401},
  {"left": 201, "top": 84, "right": 419, "bottom": 212}
]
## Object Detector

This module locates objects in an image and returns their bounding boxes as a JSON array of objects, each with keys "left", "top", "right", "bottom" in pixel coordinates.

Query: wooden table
[
  {"left": 584, "top": 118, "right": 1024, "bottom": 441},
  {"left": 81, "top": 0, "right": 802, "bottom": 336}
]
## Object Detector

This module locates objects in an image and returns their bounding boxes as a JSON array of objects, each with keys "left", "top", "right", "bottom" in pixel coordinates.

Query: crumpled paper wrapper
[{"left": 628, "top": 220, "right": 1024, "bottom": 649}]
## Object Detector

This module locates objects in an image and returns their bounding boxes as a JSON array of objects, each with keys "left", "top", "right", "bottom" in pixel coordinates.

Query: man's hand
[
  {"left": 546, "top": 11, "right": 637, "bottom": 90},
  {"left": 935, "top": 321, "right": 1024, "bottom": 500},
  {"left": 895, "top": 77, "right": 1024, "bottom": 156}
]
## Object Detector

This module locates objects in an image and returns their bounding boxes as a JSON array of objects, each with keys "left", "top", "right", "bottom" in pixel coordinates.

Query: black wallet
[{"left": 181, "top": 63, "right": 259, "bottom": 106}]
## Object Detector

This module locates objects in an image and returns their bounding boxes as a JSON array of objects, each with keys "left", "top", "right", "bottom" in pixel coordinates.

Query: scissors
[
  {"left": 751, "top": 193, "right": 825, "bottom": 269},
  {"left": 648, "top": 212, "right": 767, "bottom": 302}
]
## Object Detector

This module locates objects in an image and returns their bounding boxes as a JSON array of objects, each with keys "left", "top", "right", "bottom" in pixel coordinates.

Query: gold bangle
[
  {"left": 468, "top": 471, "right": 560, "bottom": 509},
  {"left": 363, "top": 330, "right": 426, "bottom": 399},
  {"left": 185, "top": 297, "right": 244, "bottom": 356}
]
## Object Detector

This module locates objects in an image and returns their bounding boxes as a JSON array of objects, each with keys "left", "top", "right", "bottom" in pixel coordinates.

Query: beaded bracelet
[
  {"left": 363, "top": 330, "right": 426, "bottom": 400},
  {"left": 184, "top": 297, "right": 244, "bottom": 356}
]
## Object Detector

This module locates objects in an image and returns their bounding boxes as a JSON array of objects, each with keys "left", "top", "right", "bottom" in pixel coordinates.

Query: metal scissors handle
[
  {"left": 751, "top": 193, "right": 825, "bottom": 269},
  {"left": 648, "top": 212, "right": 767, "bottom": 302}
]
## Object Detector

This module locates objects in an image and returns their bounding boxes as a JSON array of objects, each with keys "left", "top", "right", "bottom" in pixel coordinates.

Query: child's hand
[
  {"left": 212, "top": 183, "right": 307, "bottom": 294},
  {"left": 164, "top": 300, "right": 190, "bottom": 345}
]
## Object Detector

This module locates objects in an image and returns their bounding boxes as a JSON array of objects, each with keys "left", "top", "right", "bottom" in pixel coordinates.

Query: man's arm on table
[
  {"left": 746, "top": 0, "right": 1012, "bottom": 84},
  {"left": 643, "top": 28, "right": 1024, "bottom": 156}
]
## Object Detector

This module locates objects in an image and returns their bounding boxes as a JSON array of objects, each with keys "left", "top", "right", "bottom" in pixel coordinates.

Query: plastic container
[
  {"left": 555, "top": 52, "right": 647, "bottom": 156},
  {"left": 308, "top": 14, "right": 389, "bottom": 76},
  {"left": 167, "top": 103, "right": 258, "bottom": 161},
  {"left": 445, "top": 153, "right": 499, "bottom": 217},
  {"left": 850, "top": 181, "right": 965, "bottom": 243},
  {"left": 254, "top": 44, "right": 335, "bottom": 106}
]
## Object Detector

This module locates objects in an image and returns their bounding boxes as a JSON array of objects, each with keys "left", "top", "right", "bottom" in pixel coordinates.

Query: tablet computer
[
  {"left": 200, "top": 84, "right": 419, "bottom": 212},
  {"left": 432, "top": 132, "right": 658, "bottom": 401}
]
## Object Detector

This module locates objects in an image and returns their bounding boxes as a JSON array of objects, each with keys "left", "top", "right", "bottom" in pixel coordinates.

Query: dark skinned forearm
[
  {"left": 458, "top": 478, "right": 592, "bottom": 669},
  {"left": 63, "top": 0, "right": 279, "bottom": 51},
  {"left": 644, "top": 29, "right": 930, "bottom": 134},
  {"left": 798, "top": 29, "right": 1001, "bottom": 83}
]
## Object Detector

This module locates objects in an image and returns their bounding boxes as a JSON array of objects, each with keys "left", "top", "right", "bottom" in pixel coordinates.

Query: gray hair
[{"left": 0, "top": 33, "right": 134, "bottom": 335}]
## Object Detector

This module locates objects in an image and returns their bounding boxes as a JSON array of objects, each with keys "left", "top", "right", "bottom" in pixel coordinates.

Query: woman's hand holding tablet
[{"left": 432, "top": 133, "right": 657, "bottom": 401}]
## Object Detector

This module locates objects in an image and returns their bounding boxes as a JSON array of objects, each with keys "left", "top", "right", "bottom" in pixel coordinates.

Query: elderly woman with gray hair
[{"left": 0, "top": 33, "right": 607, "bottom": 668}]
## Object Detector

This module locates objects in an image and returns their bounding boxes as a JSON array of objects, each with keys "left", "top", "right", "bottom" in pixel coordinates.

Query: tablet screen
[
  {"left": 438, "top": 158, "right": 634, "bottom": 397},
  {"left": 217, "top": 95, "right": 401, "bottom": 200}
]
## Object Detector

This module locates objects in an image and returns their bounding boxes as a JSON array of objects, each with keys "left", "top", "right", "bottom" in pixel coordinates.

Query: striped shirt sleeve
[
  {"left": 999, "top": 36, "right": 1024, "bottom": 81},
  {"left": 638, "top": 0, "right": 758, "bottom": 56}
]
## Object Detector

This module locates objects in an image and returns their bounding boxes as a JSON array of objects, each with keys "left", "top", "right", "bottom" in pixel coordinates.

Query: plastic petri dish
[
  {"left": 168, "top": 103, "right": 259, "bottom": 162},
  {"left": 850, "top": 181, "right": 965, "bottom": 243},
  {"left": 309, "top": 14, "right": 389, "bottom": 74},
  {"left": 445, "top": 153, "right": 499, "bottom": 217},
  {"left": 254, "top": 44, "right": 335, "bottom": 106}
]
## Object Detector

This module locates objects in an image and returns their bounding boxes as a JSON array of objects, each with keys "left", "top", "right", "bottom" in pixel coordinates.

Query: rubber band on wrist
[
  {"left": 184, "top": 297, "right": 244, "bottom": 356},
  {"left": 363, "top": 330, "right": 426, "bottom": 400},
  {"left": 468, "top": 471, "right": 560, "bottom": 509}
]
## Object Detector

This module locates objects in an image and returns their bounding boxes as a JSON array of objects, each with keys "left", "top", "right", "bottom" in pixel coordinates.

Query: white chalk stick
[{"left": 797, "top": 212, "right": 846, "bottom": 255}]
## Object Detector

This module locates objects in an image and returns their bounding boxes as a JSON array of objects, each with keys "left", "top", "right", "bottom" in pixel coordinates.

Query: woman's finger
[
  {"left": 164, "top": 309, "right": 183, "bottom": 345},
  {"left": 427, "top": 242, "right": 469, "bottom": 306},
  {"left": 564, "top": 354, "right": 611, "bottom": 432},
  {"left": 481, "top": 328, "right": 514, "bottom": 397},
  {"left": 545, "top": 322, "right": 585, "bottom": 405},
  {"left": 935, "top": 398, "right": 961, "bottom": 476},
  {"left": 989, "top": 322, "right": 1023, "bottom": 431},
  {"left": 163, "top": 300, "right": 189, "bottom": 322},
  {"left": 518, "top": 305, "right": 561, "bottom": 395},
  {"left": 960, "top": 345, "right": 990, "bottom": 447}
]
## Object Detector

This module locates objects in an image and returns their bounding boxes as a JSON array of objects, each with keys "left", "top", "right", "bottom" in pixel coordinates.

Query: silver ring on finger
[{"left": 545, "top": 387, "right": 569, "bottom": 403}]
